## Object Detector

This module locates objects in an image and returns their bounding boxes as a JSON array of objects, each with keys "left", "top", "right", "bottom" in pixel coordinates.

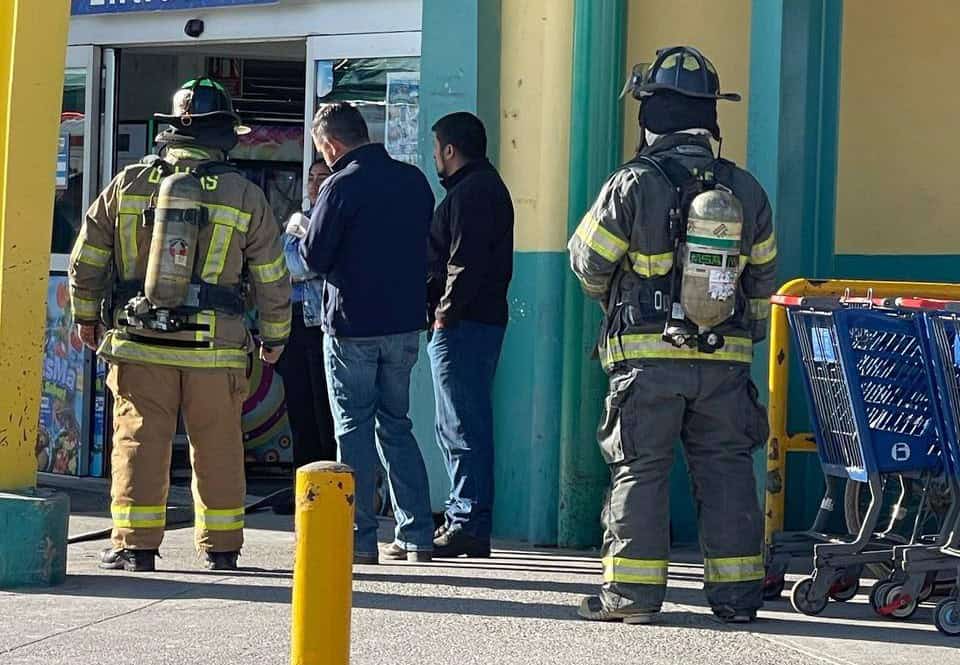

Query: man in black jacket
[
  {"left": 427, "top": 112, "right": 514, "bottom": 558},
  {"left": 300, "top": 102, "right": 435, "bottom": 564}
]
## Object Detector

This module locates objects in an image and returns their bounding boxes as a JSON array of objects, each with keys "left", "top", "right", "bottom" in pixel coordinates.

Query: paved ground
[{"left": 2, "top": 486, "right": 959, "bottom": 664}]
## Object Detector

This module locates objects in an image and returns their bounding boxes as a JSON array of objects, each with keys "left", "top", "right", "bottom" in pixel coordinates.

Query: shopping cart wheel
[
  {"left": 934, "top": 599, "right": 960, "bottom": 636},
  {"left": 762, "top": 575, "right": 786, "bottom": 601},
  {"left": 869, "top": 582, "right": 895, "bottom": 614},
  {"left": 829, "top": 576, "right": 860, "bottom": 602},
  {"left": 790, "top": 576, "right": 827, "bottom": 616},
  {"left": 879, "top": 584, "right": 919, "bottom": 620}
]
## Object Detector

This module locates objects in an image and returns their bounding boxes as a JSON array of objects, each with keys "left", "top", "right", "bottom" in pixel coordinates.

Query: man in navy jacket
[{"left": 300, "top": 102, "right": 435, "bottom": 564}]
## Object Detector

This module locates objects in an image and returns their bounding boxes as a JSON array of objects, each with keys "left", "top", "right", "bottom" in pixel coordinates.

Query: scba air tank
[
  {"left": 144, "top": 172, "right": 203, "bottom": 309},
  {"left": 680, "top": 187, "right": 744, "bottom": 330}
]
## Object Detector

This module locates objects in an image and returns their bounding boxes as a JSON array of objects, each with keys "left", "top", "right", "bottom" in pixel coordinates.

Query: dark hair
[
  {"left": 309, "top": 158, "right": 330, "bottom": 173},
  {"left": 432, "top": 112, "right": 487, "bottom": 161},
  {"left": 311, "top": 102, "right": 369, "bottom": 147}
]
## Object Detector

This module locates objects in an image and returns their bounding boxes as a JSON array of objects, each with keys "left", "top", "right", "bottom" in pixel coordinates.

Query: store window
[
  {"left": 52, "top": 69, "right": 87, "bottom": 255},
  {"left": 314, "top": 57, "right": 421, "bottom": 167}
]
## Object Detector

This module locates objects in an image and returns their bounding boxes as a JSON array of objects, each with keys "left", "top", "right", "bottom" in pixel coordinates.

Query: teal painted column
[
  {"left": 558, "top": 0, "right": 627, "bottom": 549},
  {"left": 419, "top": 0, "right": 501, "bottom": 194},
  {"left": 419, "top": 1, "right": 568, "bottom": 545},
  {"left": 747, "top": 0, "right": 844, "bottom": 530},
  {"left": 749, "top": 0, "right": 842, "bottom": 283},
  {"left": 415, "top": 1, "right": 503, "bottom": 513}
]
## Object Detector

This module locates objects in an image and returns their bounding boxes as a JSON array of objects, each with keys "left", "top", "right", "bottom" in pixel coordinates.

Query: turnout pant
[
  {"left": 107, "top": 362, "right": 248, "bottom": 553},
  {"left": 598, "top": 361, "right": 768, "bottom": 614}
]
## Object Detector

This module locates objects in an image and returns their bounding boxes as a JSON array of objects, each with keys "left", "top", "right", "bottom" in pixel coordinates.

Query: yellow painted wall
[
  {"left": 835, "top": 1, "right": 960, "bottom": 254},
  {"left": 622, "top": 0, "right": 751, "bottom": 165},
  {"left": 499, "top": 0, "right": 573, "bottom": 253}
]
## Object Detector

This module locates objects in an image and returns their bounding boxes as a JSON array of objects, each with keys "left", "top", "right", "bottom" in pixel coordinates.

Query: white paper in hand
[{"left": 286, "top": 212, "right": 309, "bottom": 239}]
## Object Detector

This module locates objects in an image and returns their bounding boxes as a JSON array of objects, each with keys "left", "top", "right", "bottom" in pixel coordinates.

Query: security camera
[{"left": 184, "top": 19, "right": 205, "bottom": 38}]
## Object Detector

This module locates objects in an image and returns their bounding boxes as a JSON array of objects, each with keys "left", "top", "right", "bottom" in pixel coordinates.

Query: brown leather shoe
[{"left": 380, "top": 542, "right": 432, "bottom": 562}]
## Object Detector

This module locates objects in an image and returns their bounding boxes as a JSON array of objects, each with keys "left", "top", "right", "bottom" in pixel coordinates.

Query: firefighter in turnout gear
[
  {"left": 570, "top": 47, "right": 777, "bottom": 623},
  {"left": 69, "top": 77, "right": 292, "bottom": 572}
]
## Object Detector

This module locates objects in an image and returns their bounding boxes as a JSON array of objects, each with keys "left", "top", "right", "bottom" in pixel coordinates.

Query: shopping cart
[
  {"left": 887, "top": 298, "right": 960, "bottom": 635},
  {"left": 774, "top": 295, "right": 946, "bottom": 616},
  {"left": 764, "top": 295, "right": 922, "bottom": 602}
]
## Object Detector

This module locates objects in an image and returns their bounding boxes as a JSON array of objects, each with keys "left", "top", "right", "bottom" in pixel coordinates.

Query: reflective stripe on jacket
[
  {"left": 568, "top": 134, "right": 777, "bottom": 372},
  {"left": 69, "top": 146, "right": 292, "bottom": 369}
]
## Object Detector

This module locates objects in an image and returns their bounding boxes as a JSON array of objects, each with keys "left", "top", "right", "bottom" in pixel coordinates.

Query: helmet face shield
[{"left": 619, "top": 63, "right": 650, "bottom": 100}]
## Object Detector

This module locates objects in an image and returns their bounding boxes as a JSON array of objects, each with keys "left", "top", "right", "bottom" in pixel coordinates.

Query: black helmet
[
  {"left": 624, "top": 46, "right": 740, "bottom": 102},
  {"left": 155, "top": 76, "right": 251, "bottom": 135}
]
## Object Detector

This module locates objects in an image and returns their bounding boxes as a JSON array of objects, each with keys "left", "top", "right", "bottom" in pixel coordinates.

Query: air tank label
[
  {"left": 708, "top": 270, "right": 737, "bottom": 301},
  {"left": 169, "top": 238, "right": 190, "bottom": 267}
]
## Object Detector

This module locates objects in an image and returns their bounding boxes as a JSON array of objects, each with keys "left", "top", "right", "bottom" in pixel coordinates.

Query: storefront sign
[{"left": 71, "top": 0, "right": 276, "bottom": 15}]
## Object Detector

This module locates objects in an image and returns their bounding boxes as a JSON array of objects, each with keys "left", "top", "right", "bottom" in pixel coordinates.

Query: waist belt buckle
[{"left": 185, "top": 284, "right": 201, "bottom": 309}]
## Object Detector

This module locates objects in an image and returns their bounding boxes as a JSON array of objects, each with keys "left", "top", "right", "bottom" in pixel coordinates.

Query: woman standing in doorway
[{"left": 273, "top": 159, "right": 337, "bottom": 514}]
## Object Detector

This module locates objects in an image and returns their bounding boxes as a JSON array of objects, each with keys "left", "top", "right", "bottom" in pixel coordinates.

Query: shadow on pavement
[
  {"left": 8, "top": 570, "right": 955, "bottom": 647},
  {"left": 746, "top": 609, "right": 954, "bottom": 648},
  {"left": 352, "top": 590, "right": 581, "bottom": 621},
  {"left": 354, "top": 571, "right": 597, "bottom": 596},
  {"left": 13, "top": 574, "right": 292, "bottom": 604}
]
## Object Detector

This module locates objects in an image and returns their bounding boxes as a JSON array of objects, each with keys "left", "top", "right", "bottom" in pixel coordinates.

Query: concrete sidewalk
[{"left": 1, "top": 489, "right": 959, "bottom": 665}]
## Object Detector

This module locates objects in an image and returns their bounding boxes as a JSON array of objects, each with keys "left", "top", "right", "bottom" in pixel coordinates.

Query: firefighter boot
[
  {"left": 204, "top": 551, "right": 240, "bottom": 571},
  {"left": 99, "top": 548, "right": 157, "bottom": 572},
  {"left": 712, "top": 605, "right": 758, "bottom": 624},
  {"left": 577, "top": 596, "right": 658, "bottom": 624}
]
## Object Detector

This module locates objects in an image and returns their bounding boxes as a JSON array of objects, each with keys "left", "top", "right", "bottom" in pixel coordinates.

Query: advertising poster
[
  {"left": 243, "top": 349, "right": 293, "bottom": 466},
  {"left": 233, "top": 125, "right": 304, "bottom": 163},
  {"left": 37, "top": 276, "right": 88, "bottom": 476},
  {"left": 89, "top": 360, "right": 108, "bottom": 477},
  {"left": 385, "top": 72, "right": 420, "bottom": 166}
]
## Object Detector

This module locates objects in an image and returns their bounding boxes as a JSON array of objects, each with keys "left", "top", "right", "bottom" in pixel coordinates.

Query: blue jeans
[
  {"left": 323, "top": 333, "right": 433, "bottom": 556},
  {"left": 427, "top": 321, "right": 505, "bottom": 539}
]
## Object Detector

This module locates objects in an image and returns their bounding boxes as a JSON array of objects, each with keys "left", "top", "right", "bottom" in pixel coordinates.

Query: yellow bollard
[
  {"left": 291, "top": 461, "right": 355, "bottom": 665},
  {"left": 0, "top": 0, "right": 70, "bottom": 491}
]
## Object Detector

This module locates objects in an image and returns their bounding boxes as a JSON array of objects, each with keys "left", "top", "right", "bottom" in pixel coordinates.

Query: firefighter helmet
[
  {"left": 624, "top": 46, "right": 740, "bottom": 102},
  {"left": 155, "top": 76, "right": 251, "bottom": 135}
]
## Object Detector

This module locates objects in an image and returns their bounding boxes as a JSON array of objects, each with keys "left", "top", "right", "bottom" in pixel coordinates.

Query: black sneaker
[
  {"left": 99, "top": 548, "right": 157, "bottom": 572},
  {"left": 204, "top": 551, "right": 240, "bottom": 571},
  {"left": 577, "top": 596, "right": 658, "bottom": 624},
  {"left": 433, "top": 527, "right": 491, "bottom": 558},
  {"left": 380, "top": 542, "right": 432, "bottom": 563}
]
